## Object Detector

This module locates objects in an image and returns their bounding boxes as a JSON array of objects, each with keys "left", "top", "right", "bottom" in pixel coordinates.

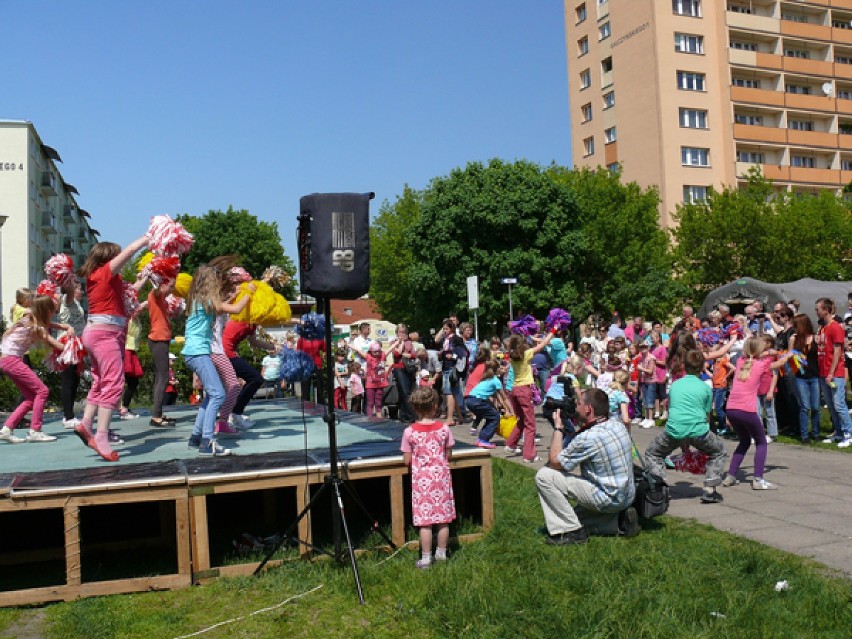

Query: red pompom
[
  {"left": 228, "top": 267, "right": 252, "bottom": 283},
  {"left": 146, "top": 214, "right": 194, "bottom": 257},
  {"left": 674, "top": 450, "right": 708, "bottom": 475},
  {"left": 123, "top": 281, "right": 140, "bottom": 317},
  {"left": 36, "top": 280, "right": 57, "bottom": 297},
  {"left": 44, "top": 253, "right": 76, "bottom": 288},
  {"left": 44, "top": 335, "right": 85, "bottom": 372},
  {"left": 141, "top": 255, "right": 181, "bottom": 287},
  {"left": 165, "top": 294, "right": 185, "bottom": 318}
]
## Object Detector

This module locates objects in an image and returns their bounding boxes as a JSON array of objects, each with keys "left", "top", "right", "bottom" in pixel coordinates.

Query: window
[
  {"left": 603, "top": 91, "right": 615, "bottom": 108},
  {"left": 581, "top": 103, "right": 593, "bottom": 122},
  {"left": 675, "top": 33, "right": 704, "bottom": 53},
  {"left": 604, "top": 126, "right": 617, "bottom": 143},
  {"left": 785, "top": 49, "right": 810, "bottom": 59},
  {"left": 580, "top": 69, "right": 591, "bottom": 89},
  {"left": 788, "top": 120, "right": 814, "bottom": 131},
  {"left": 728, "top": 4, "right": 752, "bottom": 14},
  {"left": 601, "top": 57, "right": 613, "bottom": 73},
  {"left": 782, "top": 13, "right": 809, "bottom": 24},
  {"left": 673, "top": 0, "right": 701, "bottom": 17},
  {"left": 599, "top": 22, "right": 611, "bottom": 41},
  {"left": 680, "top": 108, "right": 708, "bottom": 128},
  {"left": 838, "top": 89, "right": 852, "bottom": 100},
  {"left": 677, "top": 70, "right": 706, "bottom": 90},
  {"left": 842, "top": 159, "right": 852, "bottom": 170},
  {"left": 578, "top": 36, "right": 589, "bottom": 56},
  {"left": 833, "top": 19, "right": 852, "bottom": 30},
  {"left": 836, "top": 55, "right": 852, "bottom": 65},
  {"left": 583, "top": 136, "right": 595, "bottom": 156},
  {"left": 681, "top": 146, "right": 710, "bottom": 166},
  {"left": 732, "top": 77, "right": 761, "bottom": 89},
  {"left": 791, "top": 155, "right": 816, "bottom": 168},
  {"left": 683, "top": 185, "right": 709, "bottom": 203},
  {"left": 606, "top": 162, "right": 620, "bottom": 173},
  {"left": 786, "top": 84, "right": 812, "bottom": 94},
  {"left": 734, "top": 113, "right": 763, "bottom": 126},
  {"left": 576, "top": 3, "right": 587, "bottom": 23},
  {"left": 737, "top": 151, "right": 765, "bottom": 163},
  {"left": 598, "top": 0, "right": 607, "bottom": 4},
  {"left": 730, "top": 41, "right": 757, "bottom": 51},
  {"left": 839, "top": 123, "right": 852, "bottom": 134}
]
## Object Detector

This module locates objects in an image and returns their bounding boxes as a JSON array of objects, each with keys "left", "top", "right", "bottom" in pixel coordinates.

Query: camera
[{"left": 543, "top": 375, "right": 577, "bottom": 418}]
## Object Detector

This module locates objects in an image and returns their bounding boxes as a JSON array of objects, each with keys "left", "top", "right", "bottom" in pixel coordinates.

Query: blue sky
[{"left": 3, "top": 1, "right": 571, "bottom": 267}]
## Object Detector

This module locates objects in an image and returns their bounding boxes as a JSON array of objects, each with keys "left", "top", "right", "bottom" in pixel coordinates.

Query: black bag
[
  {"left": 383, "top": 380, "right": 400, "bottom": 407},
  {"left": 632, "top": 464, "right": 670, "bottom": 519},
  {"left": 403, "top": 358, "right": 419, "bottom": 376}
]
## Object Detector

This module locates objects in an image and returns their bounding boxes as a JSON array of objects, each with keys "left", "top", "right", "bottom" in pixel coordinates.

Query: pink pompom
[
  {"left": 165, "top": 294, "right": 186, "bottom": 318},
  {"left": 146, "top": 214, "right": 194, "bottom": 257},
  {"left": 44, "top": 253, "right": 76, "bottom": 288},
  {"left": 36, "top": 280, "right": 57, "bottom": 297},
  {"left": 141, "top": 255, "right": 181, "bottom": 287},
  {"left": 228, "top": 267, "right": 252, "bottom": 283},
  {"left": 123, "top": 281, "right": 140, "bottom": 317}
]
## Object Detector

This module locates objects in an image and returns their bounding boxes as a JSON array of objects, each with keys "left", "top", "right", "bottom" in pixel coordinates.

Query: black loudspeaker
[{"left": 298, "top": 192, "right": 373, "bottom": 299}]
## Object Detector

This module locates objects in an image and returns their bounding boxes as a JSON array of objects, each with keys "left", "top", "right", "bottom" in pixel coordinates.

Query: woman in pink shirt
[{"left": 722, "top": 337, "right": 792, "bottom": 490}]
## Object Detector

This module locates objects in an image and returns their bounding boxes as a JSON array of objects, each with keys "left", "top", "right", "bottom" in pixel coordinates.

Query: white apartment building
[{"left": 0, "top": 120, "right": 98, "bottom": 317}]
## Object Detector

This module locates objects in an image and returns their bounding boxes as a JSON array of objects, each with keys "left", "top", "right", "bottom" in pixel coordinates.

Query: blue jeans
[
  {"left": 442, "top": 369, "right": 465, "bottom": 412},
  {"left": 819, "top": 377, "right": 852, "bottom": 440},
  {"left": 758, "top": 394, "right": 778, "bottom": 437},
  {"left": 795, "top": 377, "right": 821, "bottom": 440},
  {"left": 640, "top": 383, "right": 656, "bottom": 409},
  {"left": 185, "top": 355, "right": 225, "bottom": 441},
  {"left": 464, "top": 396, "right": 500, "bottom": 442},
  {"left": 712, "top": 388, "right": 728, "bottom": 432}
]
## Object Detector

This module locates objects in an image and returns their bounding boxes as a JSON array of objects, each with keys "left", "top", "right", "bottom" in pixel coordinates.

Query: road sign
[{"left": 500, "top": 277, "right": 517, "bottom": 285}]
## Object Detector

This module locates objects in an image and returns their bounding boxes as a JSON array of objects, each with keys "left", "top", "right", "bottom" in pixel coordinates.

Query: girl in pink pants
[{"left": 0, "top": 296, "right": 65, "bottom": 444}]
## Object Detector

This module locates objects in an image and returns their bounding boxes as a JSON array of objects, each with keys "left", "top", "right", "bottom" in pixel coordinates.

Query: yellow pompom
[
  {"left": 137, "top": 252, "right": 154, "bottom": 272},
  {"left": 260, "top": 295, "right": 293, "bottom": 326},
  {"left": 174, "top": 272, "right": 192, "bottom": 298}
]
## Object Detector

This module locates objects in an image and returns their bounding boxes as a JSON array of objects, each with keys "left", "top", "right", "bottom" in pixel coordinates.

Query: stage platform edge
[{"left": 0, "top": 448, "right": 493, "bottom": 607}]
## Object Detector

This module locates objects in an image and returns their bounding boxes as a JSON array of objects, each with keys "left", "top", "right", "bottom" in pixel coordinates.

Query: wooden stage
[{"left": 0, "top": 399, "right": 493, "bottom": 607}]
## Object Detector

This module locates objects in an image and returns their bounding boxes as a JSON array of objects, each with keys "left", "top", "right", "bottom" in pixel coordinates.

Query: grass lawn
[{"left": 0, "top": 460, "right": 850, "bottom": 639}]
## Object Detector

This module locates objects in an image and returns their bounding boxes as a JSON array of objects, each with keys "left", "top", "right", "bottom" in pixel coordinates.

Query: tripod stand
[{"left": 254, "top": 297, "right": 396, "bottom": 604}]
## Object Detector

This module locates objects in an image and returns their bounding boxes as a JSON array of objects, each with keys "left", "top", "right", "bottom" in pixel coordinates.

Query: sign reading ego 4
[{"left": 0, "top": 163, "right": 24, "bottom": 171}]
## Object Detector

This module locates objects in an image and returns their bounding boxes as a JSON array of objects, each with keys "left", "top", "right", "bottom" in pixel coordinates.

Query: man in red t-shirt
[{"left": 815, "top": 297, "right": 852, "bottom": 446}]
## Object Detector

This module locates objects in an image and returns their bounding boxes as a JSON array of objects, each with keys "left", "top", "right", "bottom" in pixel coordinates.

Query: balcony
[
  {"left": 39, "top": 172, "right": 57, "bottom": 196},
  {"left": 780, "top": 21, "right": 832, "bottom": 42},
  {"left": 729, "top": 48, "right": 758, "bottom": 66},
  {"left": 41, "top": 212, "right": 58, "bottom": 234},
  {"left": 62, "top": 238, "right": 77, "bottom": 253},
  {"left": 832, "top": 1, "right": 852, "bottom": 12},
  {"left": 839, "top": 132, "right": 852, "bottom": 148},
  {"left": 832, "top": 27, "right": 852, "bottom": 45},
  {"left": 604, "top": 141, "right": 618, "bottom": 165},
  {"left": 758, "top": 164, "right": 791, "bottom": 181},
  {"left": 733, "top": 123, "right": 787, "bottom": 143},
  {"left": 63, "top": 204, "right": 77, "bottom": 220},
  {"left": 783, "top": 56, "right": 834, "bottom": 77},
  {"left": 789, "top": 166, "right": 840, "bottom": 184},
  {"left": 785, "top": 92, "right": 834, "bottom": 111},
  {"left": 77, "top": 227, "right": 89, "bottom": 240},
  {"left": 730, "top": 86, "right": 786, "bottom": 106},
  {"left": 787, "top": 129, "right": 838, "bottom": 148},
  {"left": 727, "top": 11, "right": 780, "bottom": 34},
  {"left": 755, "top": 53, "right": 784, "bottom": 70}
]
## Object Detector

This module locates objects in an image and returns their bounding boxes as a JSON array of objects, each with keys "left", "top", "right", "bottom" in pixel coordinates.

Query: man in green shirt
[{"left": 644, "top": 350, "right": 727, "bottom": 503}]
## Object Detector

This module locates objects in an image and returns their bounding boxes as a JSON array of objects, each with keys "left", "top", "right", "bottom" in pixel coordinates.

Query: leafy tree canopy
[{"left": 176, "top": 207, "right": 297, "bottom": 298}]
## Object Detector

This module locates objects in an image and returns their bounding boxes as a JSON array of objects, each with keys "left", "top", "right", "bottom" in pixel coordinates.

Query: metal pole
[
  {"left": 508, "top": 283, "right": 513, "bottom": 321},
  {"left": 474, "top": 309, "right": 478, "bottom": 342}
]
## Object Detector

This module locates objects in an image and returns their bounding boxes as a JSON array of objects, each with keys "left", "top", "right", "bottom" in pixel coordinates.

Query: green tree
[
  {"left": 672, "top": 167, "right": 852, "bottom": 296},
  {"left": 370, "top": 185, "right": 422, "bottom": 327},
  {"left": 176, "top": 207, "right": 297, "bottom": 297}
]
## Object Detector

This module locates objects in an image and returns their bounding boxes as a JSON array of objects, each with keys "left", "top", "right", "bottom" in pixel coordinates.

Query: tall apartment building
[
  {"left": 0, "top": 120, "right": 98, "bottom": 317},
  {"left": 565, "top": 0, "right": 852, "bottom": 227}
]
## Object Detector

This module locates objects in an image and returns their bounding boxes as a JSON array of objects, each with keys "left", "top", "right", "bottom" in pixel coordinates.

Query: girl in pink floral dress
[{"left": 400, "top": 387, "right": 456, "bottom": 569}]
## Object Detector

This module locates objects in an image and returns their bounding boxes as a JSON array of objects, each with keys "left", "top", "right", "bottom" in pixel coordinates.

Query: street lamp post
[
  {"left": 501, "top": 277, "right": 517, "bottom": 322},
  {"left": 0, "top": 215, "right": 8, "bottom": 320}
]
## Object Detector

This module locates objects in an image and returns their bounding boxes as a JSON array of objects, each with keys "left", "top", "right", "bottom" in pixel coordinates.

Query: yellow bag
[{"left": 498, "top": 415, "right": 517, "bottom": 440}]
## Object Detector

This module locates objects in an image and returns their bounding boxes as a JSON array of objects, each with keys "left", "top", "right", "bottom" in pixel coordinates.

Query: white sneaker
[
  {"left": 119, "top": 411, "right": 140, "bottom": 421},
  {"left": 640, "top": 419, "right": 653, "bottom": 429},
  {"left": 62, "top": 417, "right": 81, "bottom": 429},
  {"left": 0, "top": 426, "right": 25, "bottom": 444},
  {"left": 822, "top": 437, "right": 839, "bottom": 444},
  {"left": 229, "top": 413, "right": 253, "bottom": 430},
  {"left": 653, "top": 412, "right": 660, "bottom": 419},
  {"left": 631, "top": 417, "right": 642, "bottom": 425},
  {"left": 26, "top": 430, "right": 57, "bottom": 443},
  {"left": 660, "top": 411, "right": 668, "bottom": 420},
  {"left": 752, "top": 478, "right": 777, "bottom": 490},
  {"left": 504, "top": 446, "right": 521, "bottom": 456},
  {"left": 765, "top": 436, "right": 774, "bottom": 444},
  {"left": 837, "top": 438, "right": 852, "bottom": 448}
]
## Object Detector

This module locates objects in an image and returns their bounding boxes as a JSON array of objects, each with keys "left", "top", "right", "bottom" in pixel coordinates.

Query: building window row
[
  {"left": 583, "top": 136, "right": 595, "bottom": 157},
  {"left": 737, "top": 151, "right": 765, "bottom": 163},
  {"left": 603, "top": 90, "right": 615, "bottom": 109},
  {"left": 735, "top": 113, "right": 763, "bottom": 126},
  {"left": 673, "top": 0, "right": 701, "bottom": 18},
  {"left": 680, "top": 108, "right": 708, "bottom": 129},
  {"left": 580, "top": 69, "right": 591, "bottom": 89},
  {"left": 576, "top": 3, "right": 586, "bottom": 23},
  {"left": 581, "top": 102, "right": 592, "bottom": 122},
  {"left": 599, "top": 22, "right": 611, "bottom": 41},
  {"left": 578, "top": 36, "right": 589, "bottom": 56},
  {"left": 683, "top": 185, "right": 709, "bottom": 203},
  {"left": 604, "top": 126, "right": 617, "bottom": 143},
  {"left": 677, "top": 70, "right": 706, "bottom": 91}
]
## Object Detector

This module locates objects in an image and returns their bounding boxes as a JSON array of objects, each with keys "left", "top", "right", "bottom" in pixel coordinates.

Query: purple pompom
[
  {"left": 544, "top": 308, "right": 572, "bottom": 333},
  {"left": 724, "top": 323, "right": 744, "bottom": 340},
  {"left": 509, "top": 314, "right": 538, "bottom": 336},
  {"left": 696, "top": 328, "right": 722, "bottom": 348},
  {"left": 295, "top": 312, "right": 326, "bottom": 340}
]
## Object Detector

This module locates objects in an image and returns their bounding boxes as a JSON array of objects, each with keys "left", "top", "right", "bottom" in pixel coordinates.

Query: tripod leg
[
  {"left": 253, "top": 481, "right": 331, "bottom": 576},
  {"left": 340, "top": 476, "right": 398, "bottom": 549},
  {"left": 333, "top": 480, "right": 365, "bottom": 605}
]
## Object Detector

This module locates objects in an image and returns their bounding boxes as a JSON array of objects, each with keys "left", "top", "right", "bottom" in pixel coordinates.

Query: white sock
[
  {"left": 434, "top": 547, "right": 447, "bottom": 560},
  {"left": 421, "top": 551, "right": 432, "bottom": 562}
]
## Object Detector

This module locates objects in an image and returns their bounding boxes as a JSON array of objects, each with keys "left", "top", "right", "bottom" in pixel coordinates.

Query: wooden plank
[
  {"left": 296, "top": 482, "right": 311, "bottom": 556},
  {"left": 389, "top": 474, "right": 405, "bottom": 547},
  {"left": 175, "top": 497, "right": 192, "bottom": 578},
  {"left": 479, "top": 460, "right": 494, "bottom": 530},
  {"left": 64, "top": 505, "right": 81, "bottom": 587},
  {"left": 0, "top": 573, "right": 191, "bottom": 608},
  {"left": 189, "top": 495, "right": 210, "bottom": 577}
]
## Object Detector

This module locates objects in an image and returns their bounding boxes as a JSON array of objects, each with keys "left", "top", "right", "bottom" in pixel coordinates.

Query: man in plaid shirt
[{"left": 535, "top": 388, "right": 638, "bottom": 545}]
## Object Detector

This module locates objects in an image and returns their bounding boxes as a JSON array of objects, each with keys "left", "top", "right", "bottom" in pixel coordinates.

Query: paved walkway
[{"left": 453, "top": 415, "right": 852, "bottom": 579}]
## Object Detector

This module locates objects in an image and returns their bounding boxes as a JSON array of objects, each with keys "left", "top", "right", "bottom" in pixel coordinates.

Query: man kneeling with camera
[{"left": 535, "top": 388, "right": 639, "bottom": 545}]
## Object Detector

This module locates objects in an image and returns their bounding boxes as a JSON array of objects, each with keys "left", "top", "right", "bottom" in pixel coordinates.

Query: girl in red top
[
  {"left": 364, "top": 341, "right": 389, "bottom": 417},
  {"left": 148, "top": 279, "right": 175, "bottom": 426},
  {"left": 75, "top": 236, "right": 148, "bottom": 461}
]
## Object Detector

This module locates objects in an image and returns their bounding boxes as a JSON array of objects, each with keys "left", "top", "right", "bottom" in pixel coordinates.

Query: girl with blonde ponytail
[{"left": 722, "top": 337, "right": 792, "bottom": 490}]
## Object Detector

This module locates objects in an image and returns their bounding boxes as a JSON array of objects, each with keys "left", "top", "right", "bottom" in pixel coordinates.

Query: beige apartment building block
[{"left": 565, "top": 0, "right": 852, "bottom": 226}]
